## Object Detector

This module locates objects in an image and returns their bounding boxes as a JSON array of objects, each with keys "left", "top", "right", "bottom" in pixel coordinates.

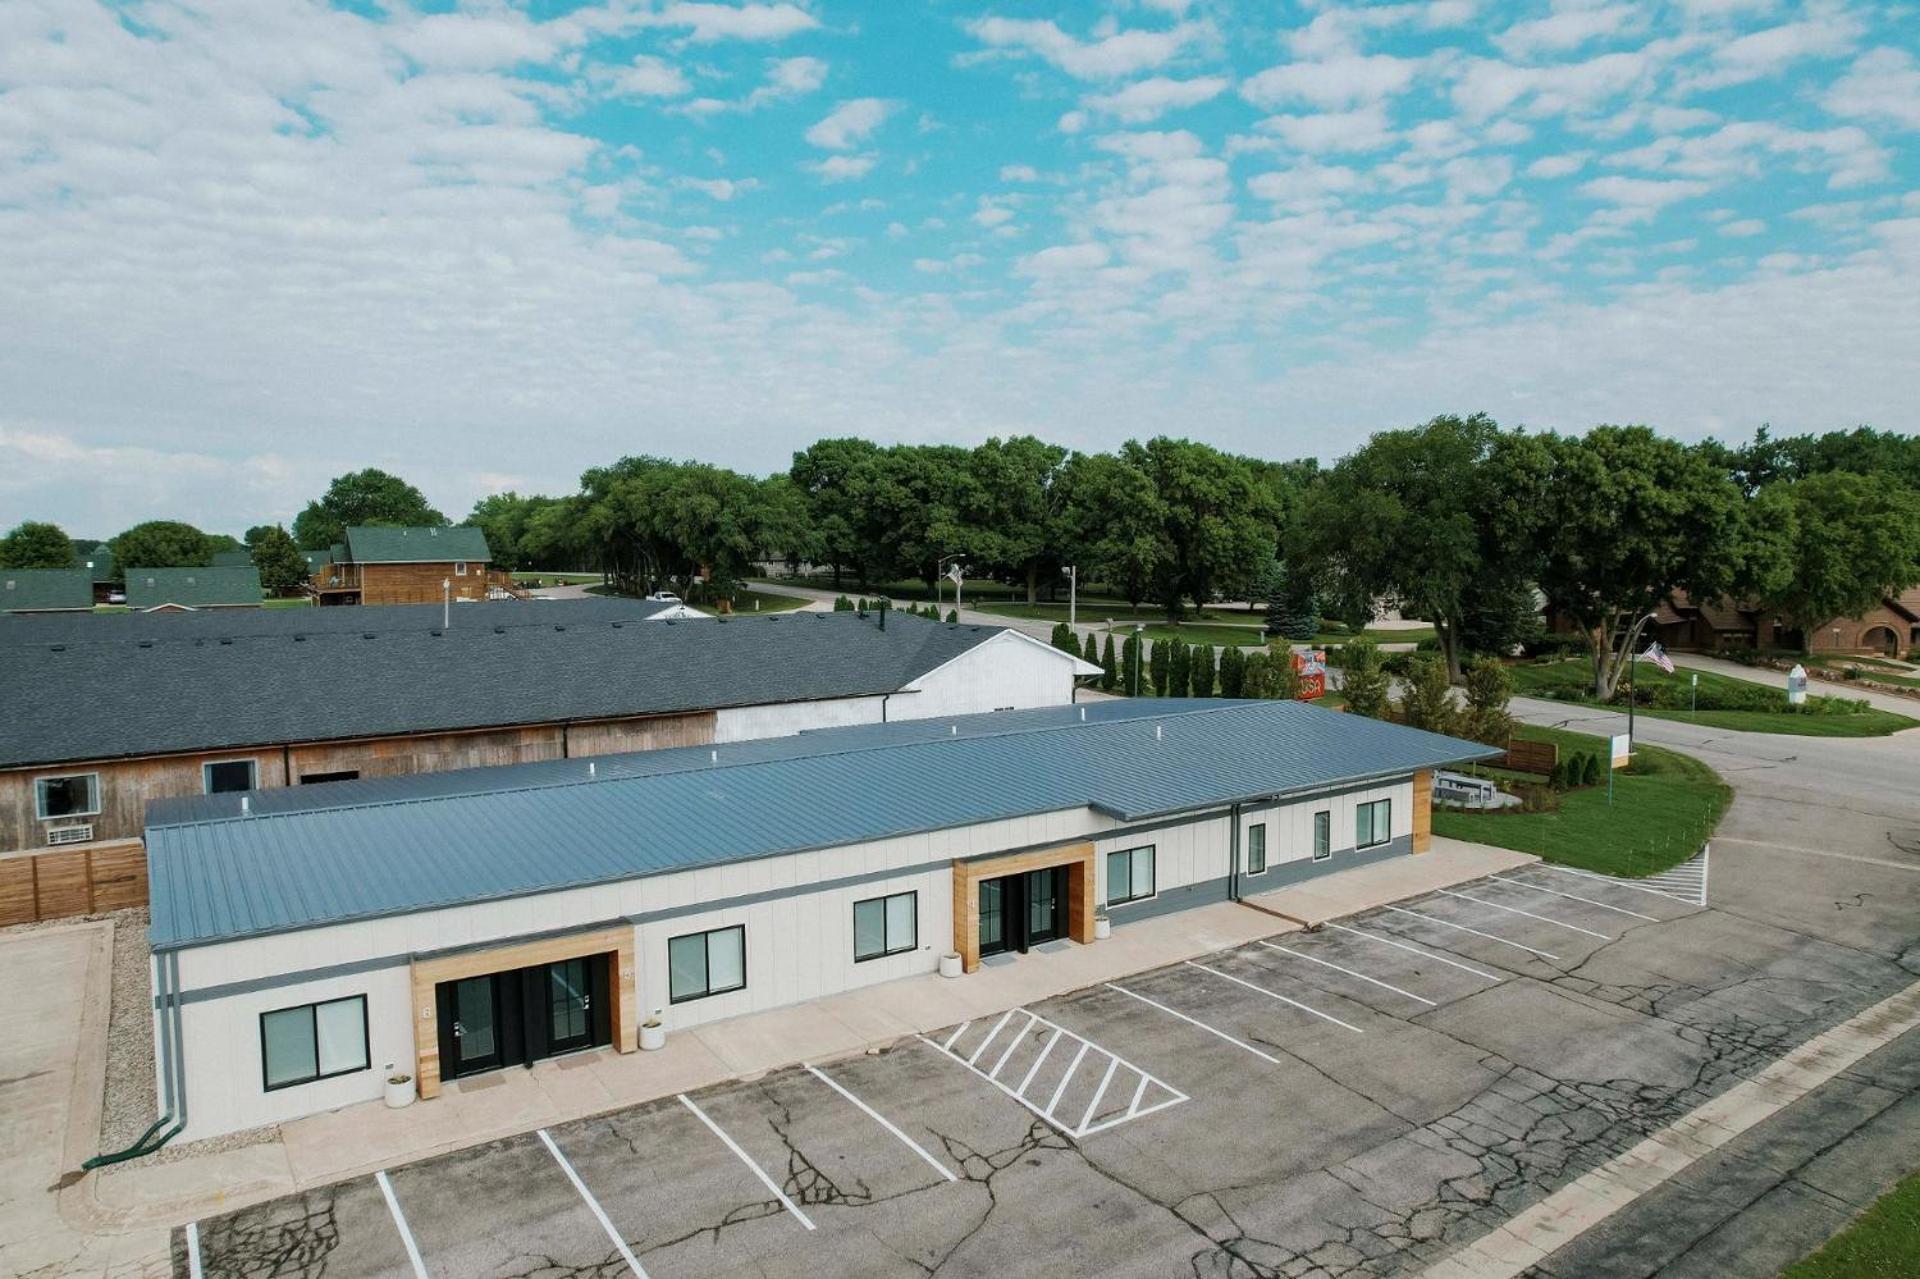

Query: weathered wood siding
[
  {"left": 358, "top": 562, "right": 491, "bottom": 605},
  {"left": 0, "top": 751, "right": 293, "bottom": 855},
  {"left": 0, "top": 839, "right": 147, "bottom": 925}
]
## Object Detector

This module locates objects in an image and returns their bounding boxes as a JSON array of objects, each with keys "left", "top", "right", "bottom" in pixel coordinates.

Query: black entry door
[
  {"left": 1027, "top": 867, "right": 1066, "bottom": 945},
  {"left": 442, "top": 975, "right": 504, "bottom": 1076},
  {"left": 544, "top": 958, "right": 594, "bottom": 1055},
  {"left": 979, "top": 878, "right": 1008, "bottom": 957}
]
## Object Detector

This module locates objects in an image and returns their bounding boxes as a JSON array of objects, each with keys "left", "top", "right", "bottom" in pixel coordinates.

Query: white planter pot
[
  {"left": 1094, "top": 917, "right": 1112, "bottom": 940},
  {"left": 640, "top": 1022, "right": 667, "bottom": 1051},
  {"left": 384, "top": 1076, "right": 415, "bottom": 1109},
  {"left": 938, "top": 952, "right": 963, "bottom": 979}
]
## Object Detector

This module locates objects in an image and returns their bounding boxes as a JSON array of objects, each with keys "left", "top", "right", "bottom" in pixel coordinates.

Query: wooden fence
[
  {"left": 1496, "top": 737, "right": 1558, "bottom": 776},
  {"left": 0, "top": 840, "right": 147, "bottom": 926}
]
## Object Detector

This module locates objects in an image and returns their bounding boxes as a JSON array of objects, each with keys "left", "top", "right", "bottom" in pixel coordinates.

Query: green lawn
[
  {"left": 1784, "top": 1169, "right": 1920, "bottom": 1279},
  {"left": 694, "top": 587, "right": 811, "bottom": 616},
  {"left": 511, "top": 571, "right": 603, "bottom": 586},
  {"left": 1510, "top": 659, "right": 1918, "bottom": 738},
  {"left": 1796, "top": 654, "right": 1920, "bottom": 691},
  {"left": 971, "top": 600, "right": 1261, "bottom": 625},
  {"left": 1432, "top": 724, "right": 1730, "bottom": 877}
]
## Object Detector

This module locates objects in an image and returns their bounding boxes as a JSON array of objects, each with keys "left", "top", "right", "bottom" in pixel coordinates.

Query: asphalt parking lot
[{"left": 179, "top": 860, "right": 1915, "bottom": 1279}]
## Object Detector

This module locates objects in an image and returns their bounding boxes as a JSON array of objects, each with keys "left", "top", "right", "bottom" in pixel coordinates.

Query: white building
[{"left": 138, "top": 700, "right": 1494, "bottom": 1144}]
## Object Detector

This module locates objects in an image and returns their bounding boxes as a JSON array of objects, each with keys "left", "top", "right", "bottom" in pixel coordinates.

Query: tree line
[{"left": 5, "top": 425, "right": 1916, "bottom": 696}]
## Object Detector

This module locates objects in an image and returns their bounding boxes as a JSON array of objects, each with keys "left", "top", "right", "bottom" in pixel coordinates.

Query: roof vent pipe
[
  {"left": 1155, "top": 724, "right": 1163, "bottom": 741},
  {"left": 588, "top": 761, "right": 596, "bottom": 779},
  {"left": 240, "top": 795, "right": 250, "bottom": 816},
  {"left": 950, "top": 724, "right": 957, "bottom": 736},
  {"left": 710, "top": 749, "right": 718, "bottom": 763},
  {"left": 1080, "top": 707, "right": 1086, "bottom": 721}
]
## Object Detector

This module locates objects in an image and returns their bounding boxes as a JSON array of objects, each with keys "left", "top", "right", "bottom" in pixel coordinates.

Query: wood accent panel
[
  {"left": 409, "top": 925, "right": 635, "bottom": 1100},
  {"left": 357, "top": 562, "right": 492, "bottom": 606},
  {"left": 1411, "top": 771, "right": 1433, "bottom": 854},
  {"left": 1496, "top": 738, "right": 1558, "bottom": 777},
  {"left": 0, "top": 839, "right": 148, "bottom": 925},
  {"left": 949, "top": 842, "right": 1096, "bottom": 974}
]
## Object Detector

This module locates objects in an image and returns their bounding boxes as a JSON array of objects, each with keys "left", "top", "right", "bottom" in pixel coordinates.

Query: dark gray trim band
[{"left": 1107, "top": 874, "right": 1234, "bottom": 923}]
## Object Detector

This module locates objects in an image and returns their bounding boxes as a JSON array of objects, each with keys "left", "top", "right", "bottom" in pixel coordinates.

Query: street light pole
[
  {"left": 1622, "top": 611, "right": 1657, "bottom": 751},
  {"left": 1065, "top": 565, "right": 1078, "bottom": 631}
]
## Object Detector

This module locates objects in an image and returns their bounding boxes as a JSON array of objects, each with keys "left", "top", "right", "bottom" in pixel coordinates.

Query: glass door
[
  {"left": 448, "top": 975, "right": 501, "bottom": 1076},
  {"left": 1027, "top": 867, "right": 1065, "bottom": 945},
  {"left": 979, "top": 878, "right": 1007, "bottom": 956},
  {"left": 546, "top": 958, "right": 593, "bottom": 1054}
]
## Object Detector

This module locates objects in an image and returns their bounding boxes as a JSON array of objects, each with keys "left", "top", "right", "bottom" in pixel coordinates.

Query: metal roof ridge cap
[{"left": 144, "top": 702, "right": 1264, "bottom": 833}]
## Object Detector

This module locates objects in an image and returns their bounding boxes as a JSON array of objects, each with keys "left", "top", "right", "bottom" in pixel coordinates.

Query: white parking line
[
  {"left": 968, "top": 1010, "right": 1016, "bottom": 1066},
  {"left": 185, "top": 1222, "right": 204, "bottom": 1279},
  {"left": 941, "top": 1020, "right": 971, "bottom": 1051},
  {"left": 1077, "top": 1056, "right": 1122, "bottom": 1133},
  {"left": 1325, "top": 923, "right": 1503, "bottom": 983},
  {"left": 375, "top": 1170, "right": 431, "bottom": 1279},
  {"left": 538, "top": 1129, "right": 651, "bottom": 1277},
  {"left": 804, "top": 1064, "right": 958, "bottom": 1183},
  {"left": 1180, "top": 963, "right": 1366, "bottom": 1034},
  {"left": 1493, "top": 877, "right": 1659, "bottom": 921},
  {"left": 1545, "top": 864, "right": 1701, "bottom": 903},
  {"left": 1016, "top": 1027, "right": 1063, "bottom": 1095},
  {"left": 1438, "top": 889, "right": 1611, "bottom": 940},
  {"left": 1384, "top": 905, "right": 1561, "bottom": 960},
  {"left": 1255, "top": 941, "right": 1438, "bottom": 1006},
  {"left": 1106, "top": 982, "right": 1284, "bottom": 1061},
  {"left": 1046, "top": 1041, "right": 1091, "bottom": 1121},
  {"left": 677, "top": 1094, "right": 816, "bottom": 1231}
]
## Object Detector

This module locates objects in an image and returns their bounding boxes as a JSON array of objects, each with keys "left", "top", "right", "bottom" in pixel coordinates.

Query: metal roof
[
  {"left": 0, "top": 608, "right": 1010, "bottom": 768},
  {"left": 0, "top": 595, "right": 677, "bottom": 649},
  {"left": 123, "top": 566, "right": 263, "bottom": 610},
  {"left": 344, "top": 525, "right": 491, "bottom": 564},
  {"left": 0, "top": 569, "right": 93, "bottom": 613},
  {"left": 145, "top": 699, "right": 1499, "bottom": 950}
]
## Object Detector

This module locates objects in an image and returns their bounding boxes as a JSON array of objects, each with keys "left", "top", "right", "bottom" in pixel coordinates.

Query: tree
[
  {"left": 1122, "top": 631, "right": 1143, "bottom": 695},
  {"left": 1219, "top": 645, "right": 1246, "bottom": 697},
  {"left": 293, "top": 469, "right": 445, "bottom": 550},
  {"left": 968, "top": 436, "right": 1068, "bottom": 603},
  {"left": 1340, "top": 639, "right": 1391, "bottom": 719},
  {"left": 0, "top": 520, "right": 74, "bottom": 569},
  {"left": 1119, "top": 437, "right": 1280, "bottom": 618},
  {"left": 1192, "top": 646, "right": 1217, "bottom": 697},
  {"left": 242, "top": 525, "right": 276, "bottom": 549},
  {"left": 108, "top": 520, "right": 213, "bottom": 571},
  {"left": 1533, "top": 427, "right": 1753, "bottom": 700},
  {"left": 1169, "top": 638, "right": 1191, "bottom": 698},
  {"left": 1055, "top": 451, "right": 1169, "bottom": 612},
  {"left": 1051, "top": 621, "right": 1078, "bottom": 655},
  {"left": 1760, "top": 471, "right": 1920, "bottom": 649},
  {"left": 1461, "top": 655, "right": 1515, "bottom": 746},
  {"left": 1457, "top": 578, "right": 1545, "bottom": 657},
  {"left": 1241, "top": 650, "right": 1275, "bottom": 699},
  {"left": 249, "top": 525, "right": 309, "bottom": 595},
  {"left": 1101, "top": 633, "right": 1118, "bottom": 690},
  {"left": 1262, "top": 560, "right": 1319, "bottom": 640},
  {"left": 1399, "top": 654, "right": 1459, "bottom": 735},
  {"left": 1270, "top": 644, "right": 1302, "bottom": 700},
  {"left": 1149, "top": 638, "right": 1170, "bottom": 696},
  {"left": 1082, "top": 632, "right": 1099, "bottom": 671},
  {"left": 1295, "top": 414, "right": 1546, "bottom": 683}
]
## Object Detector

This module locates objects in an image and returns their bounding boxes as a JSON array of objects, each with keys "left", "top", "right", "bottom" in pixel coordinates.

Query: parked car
[{"left": 646, "top": 591, "right": 682, "bottom": 603}]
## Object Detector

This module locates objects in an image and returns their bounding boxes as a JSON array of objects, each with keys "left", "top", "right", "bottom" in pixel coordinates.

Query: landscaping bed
[
  {"left": 1432, "top": 723, "right": 1731, "bottom": 878},
  {"left": 1509, "top": 659, "right": 1917, "bottom": 738}
]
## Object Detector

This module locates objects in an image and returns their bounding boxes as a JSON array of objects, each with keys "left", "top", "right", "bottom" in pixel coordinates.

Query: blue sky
[{"left": 1, "top": 0, "right": 1917, "bottom": 533}]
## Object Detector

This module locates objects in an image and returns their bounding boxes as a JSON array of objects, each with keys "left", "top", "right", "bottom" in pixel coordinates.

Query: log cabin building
[{"left": 0, "top": 602, "right": 1098, "bottom": 923}]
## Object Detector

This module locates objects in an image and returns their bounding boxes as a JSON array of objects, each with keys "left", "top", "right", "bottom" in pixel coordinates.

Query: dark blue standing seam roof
[{"left": 145, "top": 700, "right": 1499, "bottom": 950}]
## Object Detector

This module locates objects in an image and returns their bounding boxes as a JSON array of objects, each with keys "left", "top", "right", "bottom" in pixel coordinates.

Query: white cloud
[
  {"left": 1580, "top": 175, "right": 1711, "bottom": 217},
  {"left": 1083, "top": 75, "right": 1230, "bottom": 122},
  {"left": 1495, "top": 5, "right": 1634, "bottom": 57},
  {"left": 1241, "top": 54, "right": 1419, "bottom": 110},
  {"left": 806, "top": 153, "right": 877, "bottom": 181},
  {"left": 1825, "top": 49, "right": 1920, "bottom": 130},
  {"left": 636, "top": 3, "right": 820, "bottom": 43},
  {"left": 609, "top": 54, "right": 690, "bottom": 98},
  {"left": 1256, "top": 106, "right": 1397, "bottom": 153},
  {"left": 973, "top": 198, "right": 1016, "bottom": 228},
  {"left": 1607, "top": 122, "right": 1890, "bottom": 191},
  {"left": 1527, "top": 153, "right": 1588, "bottom": 179},
  {"left": 804, "top": 98, "right": 892, "bottom": 149},
  {"left": 1690, "top": 16, "right": 1860, "bottom": 89},
  {"left": 1720, "top": 218, "right": 1766, "bottom": 236},
  {"left": 1451, "top": 49, "right": 1660, "bottom": 121},
  {"left": 1016, "top": 242, "right": 1111, "bottom": 278},
  {"left": 1000, "top": 164, "right": 1043, "bottom": 182},
  {"left": 963, "top": 17, "right": 1207, "bottom": 80}
]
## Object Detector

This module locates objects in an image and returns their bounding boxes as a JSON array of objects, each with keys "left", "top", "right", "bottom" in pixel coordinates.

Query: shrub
[
  {"left": 1150, "top": 639, "right": 1170, "bottom": 696},
  {"left": 1582, "top": 753, "right": 1602, "bottom": 786},
  {"left": 1219, "top": 644, "right": 1246, "bottom": 697},
  {"left": 1241, "top": 651, "right": 1275, "bottom": 699},
  {"left": 1522, "top": 633, "right": 1586, "bottom": 660},
  {"left": 1192, "top": 646, "right": 1217, "bottom": 697},
  {"left": 1101, "top": 634, "right": 1118, "bottom": 690},
  {"left": 1342, "top": 639, "right": 1391, "bottom": 720},
  {"left": 1082, "top": 632, "right": 1099, "bottom": 669},
  {"left": 946, "top": 608, "right": 958, "bottom": 623},
  {"left": 834, "top": 595, "right": 854, "bottom": 611},
  {"left": 1169, "top": 639, "right": 1191, "bottom": 698},
  {"left": 1462, "top": 655, "right": 1515, "bottom": 746},
  {"left": 1399, "top": 654, "right": 1458, "bottom": 735}
]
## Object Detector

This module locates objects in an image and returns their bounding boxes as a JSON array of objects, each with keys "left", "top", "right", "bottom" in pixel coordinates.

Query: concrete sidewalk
[{"left": 26, "top": 838, "right": 1532, "bottom": 1274}]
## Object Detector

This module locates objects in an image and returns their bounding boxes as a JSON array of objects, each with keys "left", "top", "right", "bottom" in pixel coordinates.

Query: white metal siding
[
  {"left": 712, "top": 695, "right": 887, "bottom": 743},
  {"left": 894, "top": 631, "right": 1079, "bottom": 719}
]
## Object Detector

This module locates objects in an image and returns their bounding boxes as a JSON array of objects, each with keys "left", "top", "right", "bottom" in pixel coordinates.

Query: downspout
[
  {"left": 881, "top": 693, "right": 891, "bottom": 723},
  {"left": 1227, "top": 803, "right": 1242, "bottom": 902},
  {"left": 86, "top": 949, "right": 186, "bottom": 1167}
]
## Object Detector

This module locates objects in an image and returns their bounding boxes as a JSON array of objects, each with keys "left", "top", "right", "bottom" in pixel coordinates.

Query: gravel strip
[{"left": 99, "top": 906, "right": 158, "bottom": 1151}]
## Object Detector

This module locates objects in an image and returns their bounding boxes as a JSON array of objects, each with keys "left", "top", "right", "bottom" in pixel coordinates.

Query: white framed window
[
  {"left": 202, "top": 759, "right": 258, "bottom": 794},
  {"left": 853, "top": 891, "right": 917, "bottom": 962},
  {"left": 668, "top": 925, "right": 746, "bottom": 1003},
  {"left": 1356, "top": 799, "right": 1392, "bottom": 850},
  {"left": 1313, "top": 811, "right": 1331, "bottom": 861},
  {"left": 35, "top": 773, "right": 100, "bottom": 821},
  {"left": 1105, "top": 845, "right": 1156, "bottom": 906},
  {"left": 260, "top": 995, "right": 368, "bottom": 1091},
  {"left": 454, "top": 561, "right": 468, "bottom": 576},
  {"left": 1246, "top": 823, "right": 1267, "bottom": 875}
]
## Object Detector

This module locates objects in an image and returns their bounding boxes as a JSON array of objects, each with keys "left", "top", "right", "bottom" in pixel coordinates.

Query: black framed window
[
  {"left": 1313, "top": 811, "right": 1331, "bottom": 861},
  {"left": 1105, "top": 845, "right": 1156, "bottom": 906},
  {"left": 668, "top": 925, "right": 746, "bottom": 1003},
  {"left": 1246, "top": 823, "right": 1267, "bottom": 875},
  {"left": 260, "top": 995, "right": 368, "bottom": 1091},
  {"left": 203, "top": 759, "right": 258, "bottom": 794},
  {"left": 301, "top": 770, "right": 360, "bottom": 785},
  {"left": 853, "top": 891, "right": 917, "bottom": 961},
  {"left": 1356, "top": 799, "right": 1392, "bottom": 850},
  {"left": 35, "top": 773, "right": 100, "bottom": 820}
]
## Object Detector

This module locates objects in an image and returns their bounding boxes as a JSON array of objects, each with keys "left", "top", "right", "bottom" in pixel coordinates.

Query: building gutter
[
  {"left": 1227, "top": 802, "right": 1242, "bottom": 902},
  {"left": 85, "top": 949, "right": 186, "bottom": 1167}
]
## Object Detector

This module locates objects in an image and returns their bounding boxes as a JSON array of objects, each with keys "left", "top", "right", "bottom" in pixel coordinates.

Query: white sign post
[
  {"left": 1607, "top": 732, "right": 1631, "bottom": 807},
  {"left": 1786, "top": 664, "right": 1807, "bottom": 707}
]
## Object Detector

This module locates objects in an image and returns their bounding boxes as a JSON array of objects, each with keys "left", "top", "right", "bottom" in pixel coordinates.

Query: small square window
[
  {"left": 853, "top": 891, "right": 918, "bottom": 961},
  {"left": 1356, "top": 799, "right": 1392, "bottom": 850},
  {"left": 35, "top": 773, "right": 100, "bottom": 821},
  {"left": 668, "top": 925, "right": 746, "bottom": 1003},
  {"left": 1106, "top": 846, "right": 1156, "bottom": 906},
  {"left": 203, "top": 759, "right": 258, "bottom": 794},
  {"left": 1246, "top": 823, "right": 1267, "bottom": 875},
  {"left": 260, "top": 995, "right": 368, "bottom": 1091},
  {"left": 454, "top": 561, "right": 468, "bottom": 576}
]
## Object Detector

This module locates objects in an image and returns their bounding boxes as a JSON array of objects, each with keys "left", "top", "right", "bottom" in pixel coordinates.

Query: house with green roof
[
  {"left": 0, "top": 569, "right": 94, "bottom": 614},
  {"left": 124, "top": 566, "right": 264, "bottom": 612},
  {"left": 314, "top": 525, "right": 497, "bottom": 606}
]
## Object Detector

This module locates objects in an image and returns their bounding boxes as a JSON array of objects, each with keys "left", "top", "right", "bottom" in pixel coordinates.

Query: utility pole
[{"left": 1065, "top": 565, "right": 1078, "bottom": 631}]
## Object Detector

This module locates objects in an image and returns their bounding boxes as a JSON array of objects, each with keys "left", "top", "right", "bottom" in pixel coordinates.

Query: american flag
[{"left": 1642, "top": 640, "right": 1675, "bottom": 674}]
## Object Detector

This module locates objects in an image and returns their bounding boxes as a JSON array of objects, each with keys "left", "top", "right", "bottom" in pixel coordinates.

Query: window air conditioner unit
[{"left": 47, "top": 824, "right": 94, "bottom": 846}]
